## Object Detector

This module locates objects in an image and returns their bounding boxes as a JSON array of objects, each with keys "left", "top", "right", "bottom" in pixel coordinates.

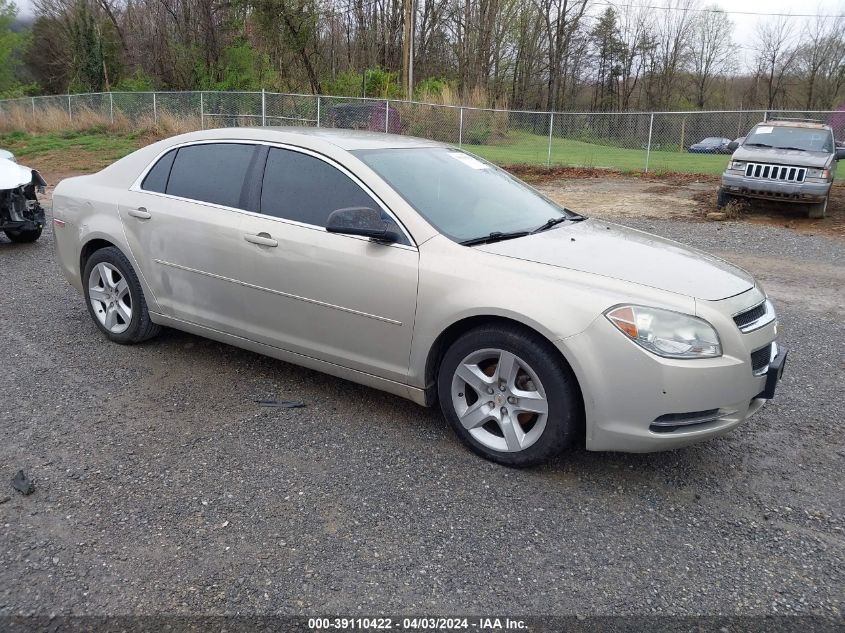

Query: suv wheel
[
  {"left": 716, "top": 187, "right": 734, "bottom": 209},
  {"left": 437, "top": 325, "right": 580, "bottom": 466},
  {"left": 82, "top": 246, "right": 161, "bottom": 344},
  {"left": 4, "top": 226, "right": 43, "bottom": 243},
  {"left": 807, "top": 196, "right": 828, "bottom": 219}
]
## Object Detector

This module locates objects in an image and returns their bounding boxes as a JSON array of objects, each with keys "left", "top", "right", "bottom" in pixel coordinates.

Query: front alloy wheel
[
  {"left": 437, "top": 325, "right": 580, "bottom": 466},
  {"left": 451, "top": 348, "right": 549, "bottom": 453}
]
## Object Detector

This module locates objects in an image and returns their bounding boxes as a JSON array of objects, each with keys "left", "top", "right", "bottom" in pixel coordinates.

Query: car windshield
[
  {"left": 744, "top": 125, "right": 833, "bottom": 152},
  {"left": 701, "top": 137, "right": 723, "bottom": 144},
  {"left": 353, "top": 147, "right": 574, "bottom": 242}
]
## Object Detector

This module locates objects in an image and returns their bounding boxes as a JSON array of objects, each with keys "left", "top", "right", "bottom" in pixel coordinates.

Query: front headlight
[
  {"left": 730, "top": 160, "right": 746, "bottom": 170},
  {"left": 605, "top": 305, "right": 722, "bottom": 359},
  {"left": 806, "top": 167, "right": 831, "bottom": 180}
]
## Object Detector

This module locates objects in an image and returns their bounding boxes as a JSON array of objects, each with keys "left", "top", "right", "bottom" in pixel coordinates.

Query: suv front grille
[
  {"left": 751, "top": 343, "right": 774, "bottom": 375},
  {"left": 744, "top": 163, "right": 806, "bottom": 183}
]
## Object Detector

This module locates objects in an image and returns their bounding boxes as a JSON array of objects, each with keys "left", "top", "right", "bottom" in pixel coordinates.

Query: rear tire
[
  {"left": 4, "top": 226, "right": 42, "bottom": 243},
  {"left": 437, "top": 325, "right": 580, "bottom": 467},
  {"left": 82, "top": 246, "right": 161, "bottom": 344},
  {"left": 807, "top": 196, "right": 828, "bottom": 219},
  {"left": 716, "top": 187, "right": 734, "bottom": 209}
]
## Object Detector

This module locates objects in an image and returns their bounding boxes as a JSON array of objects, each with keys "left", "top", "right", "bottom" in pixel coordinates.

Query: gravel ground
[{"left": 1, "top": 199, "right": 843, "bottom": 619}]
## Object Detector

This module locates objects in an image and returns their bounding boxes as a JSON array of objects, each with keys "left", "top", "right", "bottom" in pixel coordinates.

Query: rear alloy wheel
[
  {"left": 438, "top": 326, "right": 579, "bottom": 466},
  {"left": 807, "top": 196, "right": 828, "bottom": 219},
  {"left": 4, "top": 226, "right": 43, "bottom": 243},
  {"left": 83, "top": 246, "right": 160, "bottom": 344}
]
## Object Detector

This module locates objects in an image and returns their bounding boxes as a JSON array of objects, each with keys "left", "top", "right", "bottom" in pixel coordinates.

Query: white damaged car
[{"left": 1, "top": 149, "right": 46, "bottom": 243}]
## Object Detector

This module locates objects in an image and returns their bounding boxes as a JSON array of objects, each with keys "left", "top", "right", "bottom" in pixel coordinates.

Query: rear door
[
  {"left": 237, "top": 145, "right": 419, "bottom": 383},
  {"left": 119, "top": 142, "right": 259, "bottom": 335}
]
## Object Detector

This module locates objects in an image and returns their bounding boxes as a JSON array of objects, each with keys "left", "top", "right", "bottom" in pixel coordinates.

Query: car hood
[
  {"left": 476, "top": 220, "right": 754, "bottom": 301},
  {"left": 732, "top": 145, "right": 830, "bottom": 167},
  {"left": 0, "top": 158, "right": 40, "bottom": 190}
]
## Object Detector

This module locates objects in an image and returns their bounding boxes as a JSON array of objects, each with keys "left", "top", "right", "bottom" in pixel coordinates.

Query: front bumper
[
  {"left": 721, "top": 172, "right": 830, "bottom": 202},
  {"left": 557, "top": 294, "right": 783, "bottom": 453}
]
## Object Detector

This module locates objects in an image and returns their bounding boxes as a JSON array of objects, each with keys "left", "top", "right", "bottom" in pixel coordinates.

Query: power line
[{"left": 594, "top": 1, "right": 845, "bottom": 19}]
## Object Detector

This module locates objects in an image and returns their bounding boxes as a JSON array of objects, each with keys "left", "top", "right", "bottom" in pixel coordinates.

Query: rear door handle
[
  {"left": 128, "top": 207, "right": 151, "bottom": 220},
  {"left": 244, "top": 232, "right": 278, "bottom": 247}
]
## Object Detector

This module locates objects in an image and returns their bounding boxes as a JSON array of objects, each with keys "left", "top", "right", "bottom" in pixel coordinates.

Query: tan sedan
[{"left": 52, "top": 128, "right": 786, "bottom": 465}]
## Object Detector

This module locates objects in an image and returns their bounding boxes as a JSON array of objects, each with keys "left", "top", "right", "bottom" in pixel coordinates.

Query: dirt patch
[
  {"left": 535, "top": 177, "right": 714, "bottom": 223},
  {"left": 535, "top": 175, "right": 845, "bottom": 239},
  {"left": 507, "top": 164, "right": 721, "bottom": 187}
]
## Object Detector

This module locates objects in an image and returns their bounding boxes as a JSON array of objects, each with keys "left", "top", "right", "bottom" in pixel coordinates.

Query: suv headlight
[
  {"left": 605, "top": 305, "right": 722, "bottom": 359},
  {"left": 730, "top": 160, "right": 746, "bottom": 170},
  {"left": 806, "top": 167, "right": 831, "bottom": 180}
]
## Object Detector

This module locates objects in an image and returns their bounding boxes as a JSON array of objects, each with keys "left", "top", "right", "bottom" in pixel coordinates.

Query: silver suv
[{"left": 718, "top": 119, "right": 845, "bottom": 218}]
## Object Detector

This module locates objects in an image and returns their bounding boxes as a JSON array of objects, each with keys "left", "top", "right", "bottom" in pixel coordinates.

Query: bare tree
[
  {"left": 797, "top": 13, "right": 845, "bottom": 110},
  {"left": 612, "top": 0, "right": 652, "bottom": 111},
  {"left": 754, "top": 16, "right": 799, "bottom": 110},
  {"left": 689, "top": 6, "right": 734, "bottom": 108},
  {"left": 534, "top": 0, "right": 589, "bottom": 110},
  {"left": 645, "top": 0, "right": 698, "bottom": 110}
]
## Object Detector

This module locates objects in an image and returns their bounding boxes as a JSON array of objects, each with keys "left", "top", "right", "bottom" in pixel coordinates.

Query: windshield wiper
[
  {"left": 530, "top": 213, "right": 581, "bottom": 234},
  {"left": 745, "top": 142, "right": 772, "bottom": 148},
  {"left": 775, "top": 146, "right": 809, "bottom": 152},
  {"left": 459, "top": 231, "right": 530, "bottom": 246}
]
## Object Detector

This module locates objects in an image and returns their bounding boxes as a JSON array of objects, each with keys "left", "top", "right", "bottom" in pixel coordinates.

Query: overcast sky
[{"left": 11, "top": 0, "right": 845, "bottom": 71}]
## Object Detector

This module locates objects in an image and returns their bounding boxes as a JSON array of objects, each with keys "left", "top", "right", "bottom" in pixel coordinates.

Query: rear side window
[
  {"left": 260, "top": 148, "right": 376, "bottom": 228},
  {"left": 141, "top": 149, "right": 176, "bottom": 193},
  {"left": 166, "top": 143, "right": 256, "bottom": 208}
]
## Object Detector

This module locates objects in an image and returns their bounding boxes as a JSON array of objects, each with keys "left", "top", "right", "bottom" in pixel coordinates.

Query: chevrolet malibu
[{"left": 53, "top": 128, "right": 787, "bottom": 466}]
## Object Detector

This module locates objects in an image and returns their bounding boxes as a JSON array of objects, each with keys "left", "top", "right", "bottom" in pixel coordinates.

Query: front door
[{"left": 238, "top": 146, "right": 419, "bottom": 383}]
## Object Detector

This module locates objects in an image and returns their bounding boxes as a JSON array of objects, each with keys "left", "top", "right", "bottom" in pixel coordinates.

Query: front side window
[
  {"left": 354, "top": 147, "right": 576, "bottom": 243},
  {"left": 260, "top": 147, "right": 408, "bottom": 243},
  {"left": 744, "top": 125, "right": 833, "bottom": 153},
  {"left": 165, "top": 143, "right": 256, "bottom": 208}
]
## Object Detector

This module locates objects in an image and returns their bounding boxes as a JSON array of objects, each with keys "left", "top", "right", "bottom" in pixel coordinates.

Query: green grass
[
  {"left": 0, "top": 128, "right": 729, "bottom": 177},
  {"left": 466, "top": 131, "right": 730, "bottom": 175},
  {"left": 0, "top": 130, "right": 141, "bottom": 163}
]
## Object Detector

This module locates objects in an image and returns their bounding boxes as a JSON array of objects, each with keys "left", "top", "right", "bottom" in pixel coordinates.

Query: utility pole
[{"left": 401, "top": 0, "right": 414, "bottom": 98}]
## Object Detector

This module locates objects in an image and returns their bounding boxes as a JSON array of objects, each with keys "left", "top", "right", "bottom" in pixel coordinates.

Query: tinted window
[
  {"left": 166, "top": 143, "right": 255, "bottom": 208},
  {"left": 261, "top": 148, "right": 376, "bottom": 228},
  {"left": 141, "top": 149, "right": 176, "bottom": 193}
]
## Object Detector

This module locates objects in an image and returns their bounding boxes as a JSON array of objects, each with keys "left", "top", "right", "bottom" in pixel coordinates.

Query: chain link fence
[{"left": 1, "top": 91, "right": 843, "bottom": 175}]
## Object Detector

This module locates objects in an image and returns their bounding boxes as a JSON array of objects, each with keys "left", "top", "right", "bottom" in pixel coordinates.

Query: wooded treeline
[{"left": 2, "top": 0, "right": 844, "bottom": 112}]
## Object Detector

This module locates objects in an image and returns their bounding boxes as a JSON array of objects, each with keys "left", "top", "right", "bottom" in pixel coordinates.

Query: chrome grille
[
  {"left": 733, "top": 299, "right": 776, "bottom": 333},
  {"left": 744, "top": 163, "right": 806, "bottom": 183},
  {"left": 734, "top": 302, "right": 766, "bottom": 330}
]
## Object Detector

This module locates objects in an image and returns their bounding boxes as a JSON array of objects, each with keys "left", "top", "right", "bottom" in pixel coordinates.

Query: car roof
[{"left": 161, "top": 127, "right": 445, "bottom": 151}]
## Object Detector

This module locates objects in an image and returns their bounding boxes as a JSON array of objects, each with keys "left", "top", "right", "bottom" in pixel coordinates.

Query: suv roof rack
[{"left": 767, "top": 117, "right": 828, "bottom": 125}]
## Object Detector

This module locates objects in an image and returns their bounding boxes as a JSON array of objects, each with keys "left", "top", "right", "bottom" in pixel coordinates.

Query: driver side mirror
[
  {"left": 727, "top": 141, "right": 739, "bottom": 152},
  {"left": 836, "top": 148, "right": 845, "bottom": 161},
  {"left": 326, "top": 207, "right": 400, "bottom": 243}
]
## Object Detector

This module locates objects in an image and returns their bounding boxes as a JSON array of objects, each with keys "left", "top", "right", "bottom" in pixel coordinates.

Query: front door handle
[
  {"left": 128, "top": 207, "right": 151, "bottom": 220},
  {"left": 244, "top": 232, "right": 278, "bottom": 247}
]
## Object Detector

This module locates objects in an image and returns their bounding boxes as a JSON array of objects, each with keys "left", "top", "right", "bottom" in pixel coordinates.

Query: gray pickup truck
[{"left": 718, "top": 119, "right": 845, "bottom": 218}]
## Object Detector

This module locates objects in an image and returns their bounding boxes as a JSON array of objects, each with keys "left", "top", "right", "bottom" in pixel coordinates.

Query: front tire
[
  {"left": 82, "top": 246, "right": 160, "bottom": 344},
  {"left": 716, "top": 187, "right": 734, "bottom": 209},
  {"left": 4, "top": 226, "right": 42, "bottom": 243},
  {"left": 437, "top": 325, "right": 580, "bottom": 466},
  {"left": 807, "top": 196, "right": 828, "bottom": 219}
]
